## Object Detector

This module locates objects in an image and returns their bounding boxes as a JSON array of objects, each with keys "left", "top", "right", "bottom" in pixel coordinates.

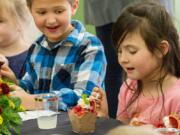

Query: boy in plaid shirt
[{"left": 1, "top": 0, "right": 106, "bottom": 111}]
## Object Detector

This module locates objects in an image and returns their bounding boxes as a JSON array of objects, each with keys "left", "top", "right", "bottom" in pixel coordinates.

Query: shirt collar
[{"left": 35, "top": 20, "right": 85, "bottom": 50}]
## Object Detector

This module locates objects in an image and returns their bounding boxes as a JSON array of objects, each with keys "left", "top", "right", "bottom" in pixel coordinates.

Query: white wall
[{"left": 174, "top": 0, "right": 180, "bottom": 35}]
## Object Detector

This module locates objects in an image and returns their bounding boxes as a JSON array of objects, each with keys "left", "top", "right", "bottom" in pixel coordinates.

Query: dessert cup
[
  {"left": 156, "top": 128, "right": 180, "bottom": 135},
  {"left": 69, "top": 109, "right": 96, "bottom": 134}
]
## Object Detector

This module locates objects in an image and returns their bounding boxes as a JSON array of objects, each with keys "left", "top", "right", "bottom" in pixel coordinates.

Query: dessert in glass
[
  {"left": 68, "top": 94, "right": 97, "bottom": 134},
  {"left": 157, "top": 114, "right": 180, "bottom": 135}
]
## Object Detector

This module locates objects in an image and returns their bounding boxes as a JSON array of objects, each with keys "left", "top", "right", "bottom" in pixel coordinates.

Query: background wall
[
  {"left": 73, "top": 0, "right": 95, "bottom": 34},
  {"left": 74, "top": 0, "right": 180, "bottom": 36},
  {"left": 175, "top": 0, "right": 180, "bottom": 35}
]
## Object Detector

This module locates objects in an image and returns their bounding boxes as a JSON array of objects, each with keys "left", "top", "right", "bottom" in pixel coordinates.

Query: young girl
[
  {"left": 92, "top": 0, "right": 180, "bottom": 124},
  {"left": 110, "top": 0, "right": 180, "bottom": 127},
  {"left": 0, "top": 0, "right": 39, "bottom": 79}
]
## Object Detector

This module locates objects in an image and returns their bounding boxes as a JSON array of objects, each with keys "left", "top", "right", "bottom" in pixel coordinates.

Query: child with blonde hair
[
  {"left": 0, "top": 0, "right": 39, "bottom": 79},
  {"left": 1, "top": 0, "right": 107, "bottom": 111}
]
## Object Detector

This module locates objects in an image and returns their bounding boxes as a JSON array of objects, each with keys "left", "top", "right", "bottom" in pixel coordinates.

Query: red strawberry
[
  {"left": 0, "top": 107, "right": 2, "bottom": 114},
  {"left": 77, "top": 109, "right": 86, "bottom": 117},
  {"left": 169, "top": 116, "right": 179, "bottom": 128},
  {"left": 156, "top": 123, "right": 165, "bottom": 128},
  {"left": 73, "top": 105, "right": 82, "bottom": 113},
  {"left": 90, "top": 100, "right": 96, "bottom": 110}
]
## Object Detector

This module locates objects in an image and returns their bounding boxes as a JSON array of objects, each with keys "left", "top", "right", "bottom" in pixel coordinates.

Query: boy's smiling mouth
[{"left": 46, "top": 26, "right": 59, "bottom": 32}]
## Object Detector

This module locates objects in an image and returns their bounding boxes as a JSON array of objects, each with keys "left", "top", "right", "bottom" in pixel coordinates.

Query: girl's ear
[
  {"left": 71, "top": 0, "right": 79, "bottom": 16},
  {"left": 159, "top": 40, "right": 169, "bottom": 56}
]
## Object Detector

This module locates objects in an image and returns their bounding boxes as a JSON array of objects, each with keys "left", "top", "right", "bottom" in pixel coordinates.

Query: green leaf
[
  {"left": 0, "top": 124, "right": 11, "bottom": 135},
  {"left": 82, "top": 94, "right": 89, "bottom": 105},
  {"left": 9, "top": 124, "right": 21, "bottom": 135},
  {"left": 10, "top": 97, "right": 21, "bottom": 111},
  {"left": 0, "top": 78, "right": 22, "bottom": 135},
  {"left": 3, "top": 109, "right": 22, "bottom": 124},
  {"left": 10, "top": 114, "right": 22, "bottom": 125},
  {"left": 0, "top": 96, "right": 10, "bottom": 108},
  {"left": 1, "top": 77, "right": 15, "bottom": 86}
]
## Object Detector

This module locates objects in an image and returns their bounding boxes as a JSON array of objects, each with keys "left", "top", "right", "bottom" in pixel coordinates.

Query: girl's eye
[
  {"left": 128, "top": 48, "right": 137, "bottom": 54},
  {"left": 129, "top": 50, "right": 137, "bottom": 54}
]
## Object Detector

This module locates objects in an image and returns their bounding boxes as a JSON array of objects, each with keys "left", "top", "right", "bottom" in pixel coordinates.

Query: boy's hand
[{"left": 10, "top": 85, "right": 36, "bottom": 110}]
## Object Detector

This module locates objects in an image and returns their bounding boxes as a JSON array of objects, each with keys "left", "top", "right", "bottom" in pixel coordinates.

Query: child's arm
[
  {"left": 58, "top": 36, "right": 107, "bottom": 111},
  {"left": 10, "top": 85, "right": 36, "bottom": 110},
  {"left": 71, "top": 35, "right": 107, "bottom": 100}
]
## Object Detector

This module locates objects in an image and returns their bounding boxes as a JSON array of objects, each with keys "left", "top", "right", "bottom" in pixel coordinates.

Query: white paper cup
[{"left": 35, "top": 93, "right": 59, "bottom": 129}]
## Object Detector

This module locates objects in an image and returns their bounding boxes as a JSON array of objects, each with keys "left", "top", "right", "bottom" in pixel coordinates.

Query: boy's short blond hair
[
  {"left": 106, "top": 126, "right": 160, "bottom": 135},
  {"left": 26, "top": 0, "right": 75, "bottom": 8}
]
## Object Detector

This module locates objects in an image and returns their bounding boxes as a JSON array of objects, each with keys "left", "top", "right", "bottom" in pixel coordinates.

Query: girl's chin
[{"left": 127, "top": 75, "right": 140, "bottom": 80}]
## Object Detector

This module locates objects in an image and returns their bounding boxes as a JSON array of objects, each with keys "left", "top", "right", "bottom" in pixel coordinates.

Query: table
[{"left": 18, "top": 112, "right": 123, "bottom": 135}]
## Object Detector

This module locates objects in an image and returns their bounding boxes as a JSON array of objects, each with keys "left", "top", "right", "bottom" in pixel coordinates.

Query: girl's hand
[
  {"left": 10, "top": 85, "right": 36, "bottom": 110},
  {"left": 0, "top": 54, "right": 8, "bottom": 66},
  {"left": 0, "top": 64, "right": 18, "bottom": 84},
  {"left": 90, "top": 87, "right": 109, "bottom": 118},
  {"left": 0, "top": 54, "right": 8, "bottom": 78}
]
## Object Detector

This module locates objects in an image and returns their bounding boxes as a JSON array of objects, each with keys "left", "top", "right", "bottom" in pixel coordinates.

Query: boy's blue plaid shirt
[{"left": 19, "top": 20, "right": 107, "bottom": 110}]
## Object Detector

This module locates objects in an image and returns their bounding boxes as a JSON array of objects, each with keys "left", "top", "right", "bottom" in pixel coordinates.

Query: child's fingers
[
  {"left": 93, "top": 87, "right": 99, "bottom": 92},
  {"left": 1, "top": 64, "right": 10, "bottom": 70},
  {"left": 95, "top": 103, "right": 101, "bottom": 109},
  {"left": 91, "top": 91, "right": 102, "bottom": 100},
  {"left": 95, "top": 92, "right": 101, "bottom": 100},
  {"left": 0, "top": 54, "right": 8, "bottom": 66},
  {"left": 1, "top": 66, "right": 11, "bottom": 75},
  {"left": 93, "top": 87, "right": 104, "bottom": 96},
  {"left": 0, "top": 65, "right": 17, "bottom": 84},
  {"left": 95, "top": 100, "right": 101, "bottom": 106},
  {"left": 90, "top": 87, "right": 106, "bottom": 110}
]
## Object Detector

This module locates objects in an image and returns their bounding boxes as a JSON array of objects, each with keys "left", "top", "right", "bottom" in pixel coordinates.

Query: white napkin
[{"left": 19, "top": 110, "right": 59, "bottom": 121}]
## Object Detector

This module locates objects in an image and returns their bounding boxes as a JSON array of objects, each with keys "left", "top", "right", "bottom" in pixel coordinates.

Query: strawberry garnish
[
  {"left": 163, "top": 114, "right": 180, "bottom": 129},
  {"left": 73, "top": 105, "right": 82, "bottom": 113},
  {"left": 156, "top": 123, "right": 165, "bottom": 128},
  {"left": 90, "top": 100, "right": 96, "bottom": 112},
  {"left": 169, "top": 115, "right": 179, "bottom": 128}
]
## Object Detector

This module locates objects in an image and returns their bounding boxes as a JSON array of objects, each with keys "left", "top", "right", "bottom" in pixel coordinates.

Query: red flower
[
  {"left": 0, "top": 107, "right": 2, "bottom": 114},
  {"left": 0, "top": 83, "right": 10, "bottom": 95}
]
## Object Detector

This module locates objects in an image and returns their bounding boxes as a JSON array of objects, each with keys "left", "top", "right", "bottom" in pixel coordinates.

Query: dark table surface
[{"left": 18, "top": 112, "right": 122, "bottom": 135}]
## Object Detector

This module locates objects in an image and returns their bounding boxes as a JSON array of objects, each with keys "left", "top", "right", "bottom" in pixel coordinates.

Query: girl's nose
[{"left": 118, "top": 53, "right": 129, "bottom": 64}]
